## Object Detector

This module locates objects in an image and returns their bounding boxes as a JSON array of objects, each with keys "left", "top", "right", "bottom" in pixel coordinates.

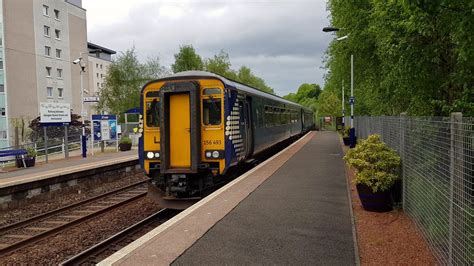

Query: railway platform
[
  {"left": 0, "top": 150, "right": 137, "bottom": 189},
  {"left": 101, "top": 131, "right": 357, "bottom": 265}
]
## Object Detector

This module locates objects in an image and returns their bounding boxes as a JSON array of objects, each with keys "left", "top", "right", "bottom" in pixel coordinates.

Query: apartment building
[
  {"left": 87, "top": 42, "right": 115, "bottom": 97},
  {"left": 0, "top": 0, "right": 88, "bottom": 148}
]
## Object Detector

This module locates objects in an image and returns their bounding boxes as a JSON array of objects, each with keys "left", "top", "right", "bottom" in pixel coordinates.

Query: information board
[
  {"left": 40, "top": 102, "right": 71, "bottom": 123},
  {"left": 92, "top": 115, "right": 117, "bottom": 141}
]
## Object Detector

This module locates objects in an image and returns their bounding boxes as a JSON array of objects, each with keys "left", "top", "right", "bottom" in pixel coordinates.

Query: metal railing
[{"left": 355, "top": 114, "right": 473, "bottom": 265}]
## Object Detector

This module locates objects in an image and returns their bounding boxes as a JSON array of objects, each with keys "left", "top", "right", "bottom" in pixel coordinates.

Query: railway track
[
  {"left": 0, "top": 180, "right": 148, "bottom": 256},
  {"left": 60, "top": 208, "right": 179, "bottom": 265}
]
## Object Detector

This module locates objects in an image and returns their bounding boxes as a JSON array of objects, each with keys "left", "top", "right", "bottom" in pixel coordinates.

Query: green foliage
[
  {"left": 29, "top": 113, "right": 88, "bottom": 142},
  {"left": 325, "top": 0, "right": 474, "bottom": 116},
  {"left": 284, "top": 83, "right": 321, "bottom": 112},
  {"left": 171, "top": 45, "right": 204, "bottom": 73},
  {"left": 344, "top": 134, "right": 401, "bottom": 192},
  {"left": 97, "top": 48, "right": 169, "bottom": 115},
  {"left": 236, "top": 66, "right": 274, "bottom": 94},
  {"left": 26, "top": 147, "right": 37, "bottom": 158},
  {"left": 316, "top": 89, "right": 341, "bottom": 117},
  {"left": 119, "top": 135, "right": 132, "bottom": 145}
]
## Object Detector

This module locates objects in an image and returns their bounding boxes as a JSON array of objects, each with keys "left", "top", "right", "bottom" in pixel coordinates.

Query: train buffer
[{"left": 100, "top": 131, "right": 357, "bottom": 265}]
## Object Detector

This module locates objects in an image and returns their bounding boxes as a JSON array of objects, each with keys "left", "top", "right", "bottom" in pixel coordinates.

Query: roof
[
  {"left": 147, "top": 71, "right": 308, "bottom": 110},
  {"left": 87, "top": 42, "right": 116, "bottom": 55}
]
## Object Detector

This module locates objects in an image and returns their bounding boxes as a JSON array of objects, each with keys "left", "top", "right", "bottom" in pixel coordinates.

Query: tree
[
  {"left": 236, "top": 66, "right": 274, "bottom": 94},
  {"left": 284, "top": 83, "right": 322, "bottom": 112},
  {"left": 171, "top": 45, "right": 204, "bottom": 73},
  {"left": 325, "top": 0, "right": 474, "bottom": 116},
  {"left": 97, "top": 48, "right": 169, "bottom": 116},
  {"left": 204, "top": 50, "right": 238, "bottom": 80},
  {"left": 29, "top": 113, "right": 89, "bottom": 142},
  {"left": 317, "top": 89, "right": 341, "bottom": 117}
]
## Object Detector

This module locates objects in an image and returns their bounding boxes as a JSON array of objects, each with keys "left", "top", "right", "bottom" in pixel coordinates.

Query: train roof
[{"left": 143, "top": 71, "right": 312, "bottom": 112}]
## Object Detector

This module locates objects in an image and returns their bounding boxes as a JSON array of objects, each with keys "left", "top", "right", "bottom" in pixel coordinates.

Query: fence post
[
  {"left": 64, "top": 125, "right": 69, "bottom": 159},
  {"left": 448, "top": 112, "right": 462, "bottom": 264},
  {"left": 400, "top": 113, "right": 407, "bottom": 210},
  {"left": 43, "top": 126, "right": 48, "bottom": 163}
]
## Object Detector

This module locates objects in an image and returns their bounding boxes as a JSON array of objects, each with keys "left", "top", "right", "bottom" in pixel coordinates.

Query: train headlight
[
  {"left": 212, "top": 151, "right": 219, "bottom": 158},
  {"left": 146, "top": 152, "right": 154, "bottom": 159},
  {"left": 206, "top": 151, "right": 212, "bottom": 158},
  {"left": 154, "top": 152, "right": 160, "bottom": 158}
]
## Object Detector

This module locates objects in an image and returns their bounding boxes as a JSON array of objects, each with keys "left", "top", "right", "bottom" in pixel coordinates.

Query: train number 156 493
[{"left": 203, "top": 140, "right": 221, "bottom": 145}]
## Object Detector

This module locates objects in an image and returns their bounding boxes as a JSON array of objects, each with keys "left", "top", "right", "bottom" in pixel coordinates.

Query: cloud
[{"left": 83, "top": 0, "right": 332, "bottom": 96}]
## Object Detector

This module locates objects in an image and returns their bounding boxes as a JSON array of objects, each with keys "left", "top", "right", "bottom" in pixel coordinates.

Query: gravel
[
  {"left": 0, "top": 174, "right": 148, "bottom": 227},
  {"left": 345, "top": 162, "right": 436, "bottom": 264},
  {"left": 0, "top": 197, "right": 161, "bottom": 265}
]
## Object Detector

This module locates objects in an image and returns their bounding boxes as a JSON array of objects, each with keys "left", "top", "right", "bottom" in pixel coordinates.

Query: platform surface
[
  {"left": 102, "top": 132, "right": 356, "bottom": 265},
  {"left": 0, "top": 151, "right": 137, "bottom": 189}
]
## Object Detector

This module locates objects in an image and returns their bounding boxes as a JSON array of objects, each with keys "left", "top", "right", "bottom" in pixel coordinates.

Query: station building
[{"left": 0, "top": 0, "right": 115, "bottom": 148}]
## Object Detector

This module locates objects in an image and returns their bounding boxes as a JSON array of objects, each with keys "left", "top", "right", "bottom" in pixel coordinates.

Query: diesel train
[{"left": 138, "top": 71, "right": 314, "bottom": 208}]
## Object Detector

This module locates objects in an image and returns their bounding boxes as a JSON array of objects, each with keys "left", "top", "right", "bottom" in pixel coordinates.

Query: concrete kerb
[{"left": 338, "top": 134, "right": 361, "bottom": 266}]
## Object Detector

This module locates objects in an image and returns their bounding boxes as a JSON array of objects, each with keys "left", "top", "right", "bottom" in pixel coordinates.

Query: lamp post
[
  {"left": 323, "top": 27, "right": 356, "bottom": 148},
  {"left": 73, "top": 56, "right": 87, "bottom": 158}
]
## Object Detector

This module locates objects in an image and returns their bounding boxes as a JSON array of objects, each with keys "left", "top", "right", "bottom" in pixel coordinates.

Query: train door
[
  {"left": 169, "top": 93, "right": 191, "bottom": 168},
  {"left": 244, "top": 97, "right": 254, "bottom": 158}
]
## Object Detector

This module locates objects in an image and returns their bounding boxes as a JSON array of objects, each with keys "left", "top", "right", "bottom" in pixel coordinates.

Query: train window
[
  {"left": 203, "top": 88, "right": 221, "bottom": 95},
  {"left": 203, "top": 98, "right": 221, "bottom": 125},
  {"left": 146, "top": 91, "right": 160, "bottom": 98},
  {"left": 146, "top": 99, "right": 160, "bottom": 127}
]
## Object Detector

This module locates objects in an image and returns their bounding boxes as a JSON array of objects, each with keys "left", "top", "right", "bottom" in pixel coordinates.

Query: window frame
[
  {"left": 46, "top": 66, "right": 52, "bottom": 77},
  {"left": 46, "top": 86, "right": 53, "bottom": 98},
  {"left": 45, "top": 46, "right": 51, "bottom": 56},
  {"left": 58, "top": 87, "right": 63, "bottom": 98},
  {"left": 43, "top": 25, "right": 50, "bottom": 37},
  {"left": 54, "top": 29, "right": 61, "bottom": 39},
  {"left": 55, "top": 49, "right": 62, "bottom": 59},
  {"left": 57, "top": 68, "right": 62, "bottom": 79},
  {"left": 200, "top": 87, "right": 223, "bottom": 128},
  {"left": 54, "top": 9, "right": 60, "bottom": 20},
  {"left": 145, "top": 97, "right": 160, "bottom": 129},
  {"left": 43, "top": 5, "right": 49, "bottom": 16}
]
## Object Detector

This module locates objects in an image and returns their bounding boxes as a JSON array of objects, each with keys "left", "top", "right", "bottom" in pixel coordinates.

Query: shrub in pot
[
  {"left": 119, "top": 136, "right": 132, "bottom": 151},
  {"left": 17, "top": 147, "right": 37, "bottom": 168},
  {"left": 341, "top": 127, "right": 351, "bottom": 146},
  {"left": 343, "top": 134, "right": 400, "bottom": 212}
]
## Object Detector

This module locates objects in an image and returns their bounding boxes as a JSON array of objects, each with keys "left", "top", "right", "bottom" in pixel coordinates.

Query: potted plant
[
  {"left": 17, "top": 147, "right": 37, "bottom": 168},
  {"left": 343, "top": 134, "right": 400, "bottom": 212},
  {"left": 119, "top": 136, "right": 132, "bottom": 151},
  {"left": 341, "top": 127, "right": 351, "bottom": 145}
]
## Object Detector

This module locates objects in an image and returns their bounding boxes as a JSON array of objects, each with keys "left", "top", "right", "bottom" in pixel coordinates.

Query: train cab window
[
  {"left": 203, "top": 98, "right": 221, "bottom": 125},
  {"left": 203, "top": 88, "right": 221, "bottom": 95},
  {"left": 146, "top": 99, "right": 160, "bottom": 127}
]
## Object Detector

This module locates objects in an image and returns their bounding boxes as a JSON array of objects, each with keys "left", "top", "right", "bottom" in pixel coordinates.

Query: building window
[
  {"left": 96, "top": 73, "right": 99, "bottom": 78},
  {"left": 100, "top": 64, "right": 103, "bottom": 69},
  {"left": 97, "top": 82, "right": 100, "bottom": 88},
  {"left": 0, "top": 131, "right": 7, "bottom": 139},
  {"left": 55, "top": 29, "right": 61, "bottom": 39},
  {"left": 54, "top": 9, "right": 60, "bottom": 20},
  {"left": 0, "top": 37, "right": 2, "bottom": 46},
  {"left": 101, "top": 74, "right": 104, "bottom": 78},
  {"left": 96, "top": 63, "right": 98, "bottom": 68},
  {"left": 0, "top": 85, "right": 4, "bottom": 93},
  {"left": 0, "top": 59, "right": 3, "bottom": 70},
  {"left": 43, "top": 25, "right": 50, "bottom": 36},
  {"left": 56, "top": 49, "right": 61, "bottom": 59},
  {"left": 45, "top": 46, "right": 51, "bottom": 56},
  {"left": 46, "top": 66, "right": 52, "bottom": 77},
  {"left": 47, "top": 87, "right": 53, "bottom": 98},
  {"left": 43, "top": 5, "right": 49, "bottom": 16},
  {"left": 0, "top": 108, "right": 5, "bottom": 116},
  {"left": 58, "top": 88, "right": 63, "bottom": 98},
  {"left": 57, "top": 68, "right": 62, "bottom": 78}
]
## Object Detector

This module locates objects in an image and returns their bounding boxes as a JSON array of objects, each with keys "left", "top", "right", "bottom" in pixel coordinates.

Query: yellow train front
[{"left": 139, "top": 71, "right": 313, "bottom": 209}]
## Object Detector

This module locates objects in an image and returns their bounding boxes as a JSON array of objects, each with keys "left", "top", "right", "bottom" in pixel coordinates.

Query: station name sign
[{"left": 40, "top": 102, "right": 71, "bottom": 123}]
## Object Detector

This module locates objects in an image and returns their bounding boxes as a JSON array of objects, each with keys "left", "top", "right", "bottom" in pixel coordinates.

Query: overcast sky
[{"left": 82, "top": 0, "right": 332, "bottom": 96}]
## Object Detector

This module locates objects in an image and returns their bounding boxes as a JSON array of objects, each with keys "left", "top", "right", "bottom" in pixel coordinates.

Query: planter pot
[
  {"left": 16, "top": 157, "right": 36, "bottom": 168},
  {"left": 342, "top": 137, "right": 350, "bottom": 146},
  {"left": 356, "top": 183, "right": 392, "bottom": 212},
  {"left": 119, "top": 143, "right": 132, "bottom": 151}
]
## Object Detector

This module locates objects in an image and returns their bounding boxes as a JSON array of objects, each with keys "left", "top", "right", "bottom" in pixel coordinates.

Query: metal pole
[
  {"left": 64, "top": 125, "right": 69, "bottom": 159},
  {"left": 43, "top": 126, "right": 48, "bottom": 163},
  {"left": 80, "top": 66, "right": 87, "bottom": 158},
  {"left": 342, "top": 79, "right": 345, "bottom": 128},
  {"left": 349, "top": 54, "right": 356, "bottom": 148}
]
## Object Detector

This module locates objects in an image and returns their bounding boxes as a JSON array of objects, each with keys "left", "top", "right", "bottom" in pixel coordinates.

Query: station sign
[
  {"left": 83, "top": 96, "right": 100, "bottom": 103},
  {"left": 349, "top": 96, "right": 355, "bottom": 105},
  {"left": 40, "top": 102, "right": 71, "bottom": 123},
  {"left": 92, "top": 114, "right": 117, "bottom": 141}
]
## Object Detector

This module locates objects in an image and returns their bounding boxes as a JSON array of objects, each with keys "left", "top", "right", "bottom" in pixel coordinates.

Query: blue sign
[
  {"left": 349, "top": 96, "right": 355, "bottom": 105},
  {"left": 92, "top": 115, "right": 117, "bottom": 141},
  {"left": 40, "top": 122, "right": 70, "bottom": 127}
]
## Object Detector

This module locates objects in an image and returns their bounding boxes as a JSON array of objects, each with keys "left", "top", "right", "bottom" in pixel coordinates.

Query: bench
[{"left": 0, "top": 149, "right": 28, "bottom": 170}]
